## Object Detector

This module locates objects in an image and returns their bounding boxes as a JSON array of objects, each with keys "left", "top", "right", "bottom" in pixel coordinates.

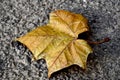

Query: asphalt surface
[{"left": 0, "top": 0, "right": 120, "bottom": 80}]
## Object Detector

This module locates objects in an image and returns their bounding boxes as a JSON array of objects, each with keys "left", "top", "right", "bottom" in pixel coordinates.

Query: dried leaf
[{"left": 16, "top": 10, "right": 93, "bottom": 77}]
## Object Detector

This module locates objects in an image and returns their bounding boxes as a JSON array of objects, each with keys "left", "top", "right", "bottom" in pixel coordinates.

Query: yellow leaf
[{"left": 16, "top": 10, "right": 93, "bottom": 77}]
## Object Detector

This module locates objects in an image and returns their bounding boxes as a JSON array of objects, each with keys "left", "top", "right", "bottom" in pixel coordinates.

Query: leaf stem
[{"left": 86, "top": 37, "right": 110, "bottom": 45}]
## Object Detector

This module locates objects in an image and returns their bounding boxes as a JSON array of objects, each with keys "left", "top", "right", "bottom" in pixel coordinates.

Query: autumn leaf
[{"left": 16, "top": 10, "right": 93, "bottom": 77}]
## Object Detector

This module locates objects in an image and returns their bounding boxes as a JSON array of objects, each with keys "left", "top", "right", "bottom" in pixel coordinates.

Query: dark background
[{"left": 0, "top": 0, "right": 120, "bottom": 80}]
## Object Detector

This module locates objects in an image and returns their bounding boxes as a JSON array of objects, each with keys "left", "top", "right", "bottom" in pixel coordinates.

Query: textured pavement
[{"left": 0, "top": 0, "right": 120, "bottom": 80}]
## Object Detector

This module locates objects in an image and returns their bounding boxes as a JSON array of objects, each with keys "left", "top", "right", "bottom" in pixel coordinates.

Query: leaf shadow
[
  {"left": 11, "top": 41, "right": 32, "bottom": 64},
  {"left": 49, "top": 64, "right": 85, "bottom": 79}
]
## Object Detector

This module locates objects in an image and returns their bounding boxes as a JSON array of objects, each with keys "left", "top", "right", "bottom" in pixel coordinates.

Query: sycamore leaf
[{"left": 16, "top": 10, "right": 93, "bottom": 77}]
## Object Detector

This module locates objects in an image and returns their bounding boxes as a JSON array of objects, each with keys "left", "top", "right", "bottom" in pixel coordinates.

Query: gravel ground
[{"left": 0, "top": 0, "right": 120, "bottom": 80}]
